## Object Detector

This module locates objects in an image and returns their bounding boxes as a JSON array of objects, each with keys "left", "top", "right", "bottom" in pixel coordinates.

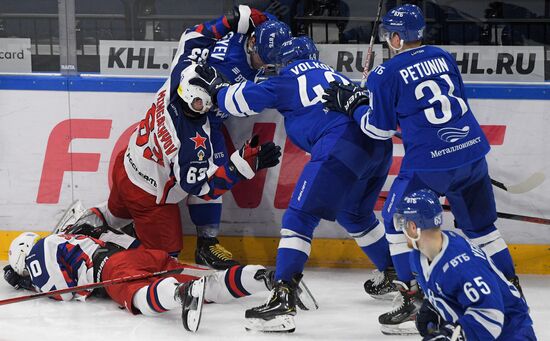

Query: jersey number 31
[{"left": 415, "top": 74, "right": 468, "bottom": 125}]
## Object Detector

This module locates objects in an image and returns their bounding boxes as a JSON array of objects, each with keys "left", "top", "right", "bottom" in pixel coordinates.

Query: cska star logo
[{"left": 190, "top": 132, "right": 207, "bottom": 150}]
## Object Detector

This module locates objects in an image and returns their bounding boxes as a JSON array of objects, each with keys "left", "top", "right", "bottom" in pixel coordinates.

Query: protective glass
[
  {"left": 393, "top": 213, "right": 406, "bottom": 232},
  {"left": 378, "top": 24, "right": 391, "bottom": 42}
]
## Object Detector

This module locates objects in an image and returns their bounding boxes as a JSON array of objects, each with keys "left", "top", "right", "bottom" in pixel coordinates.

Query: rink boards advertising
[{"left": 0, "top": 42, "right": 549, "bottom": 273}]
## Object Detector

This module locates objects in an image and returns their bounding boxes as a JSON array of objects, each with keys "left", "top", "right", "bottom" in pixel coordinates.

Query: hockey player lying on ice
[{"left": 3, "top": 226, "right": 317, "bottom": 332}]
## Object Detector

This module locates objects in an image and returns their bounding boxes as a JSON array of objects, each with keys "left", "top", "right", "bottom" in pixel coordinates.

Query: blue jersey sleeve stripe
[
  {"left": 234, "top": 82, "right": 252, "bottom": 113},
  {"left": 464, "top": 308, "right": 503, "bottom": 339},
  {"left": 359, "top": 108, "right": 396, "bottom": 140},
  {"left": 222, "top": 83, "right": 244, "bottom": 116}
]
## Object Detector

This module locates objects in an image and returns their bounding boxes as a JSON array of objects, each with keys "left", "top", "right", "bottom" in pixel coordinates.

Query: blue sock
[
  {"left": 392, "top": 252, "right": 414, "bottom": 282},
  {"left": 275, "top": 248, "right": 310, "bottom": 282},
  {"left": 361, "top": 237, "right": 392, "bottom": 271},
  {"left": 188, "top": 203, "right": 222, "bottom": 238},
  {"left": 488, "top": 248, "right": 516, "bottom": 278}
]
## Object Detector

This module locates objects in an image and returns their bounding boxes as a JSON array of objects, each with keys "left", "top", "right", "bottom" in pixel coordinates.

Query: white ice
[{"left": 0, "top": 262, "right": 548, "bottom": 341}]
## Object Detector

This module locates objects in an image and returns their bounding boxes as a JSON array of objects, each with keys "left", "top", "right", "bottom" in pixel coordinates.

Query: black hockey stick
[
  {"left": 360, "top": 0, "right": 384, "bottom": 88},
  {"left": 392, "top": 131, "right": 544, "bottom": 194},
  {"left": 379, "top": 195, "right": 550, "bottom": 225},
  {"left": 0, "top": 267, "right": 213, "bottom": 306}
]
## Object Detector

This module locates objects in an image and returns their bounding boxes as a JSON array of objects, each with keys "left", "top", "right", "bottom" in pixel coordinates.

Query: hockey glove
[
  {"left": 322, "top": 81, "right": 369, "bottom": 118},
  {"left": 227, "top": 5, "right": 269, "bottom": 35},
  {"left": 230, "top": 135, "right": 281, "bottom": 179},
  {"left": 3, "top": 265, "right": 33, "bottom": 290},
  {"left": 416, "top": 299, "right": 444, "bottom": 336},
  {"left": 422, "top": 323, "right": 464, "bottom": 341},
  {"left": 189, "top": 65, "right": 231, "bottom": 106}
]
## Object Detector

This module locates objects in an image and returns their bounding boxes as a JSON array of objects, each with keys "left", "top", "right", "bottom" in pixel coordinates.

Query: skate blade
[
  {"left": 369, "top": 291, "right": 398, "bottom": 301},
  {"left": 184, "top": 277, "right": 206, "bottom": 332},
  {"left": 297, "top": 279, "right": 319, "bottom": 311},
  {"left": 245, "top": 315, "right": 296, "bottom": 333},
  {"left": 53, "top": 200, "right": 87, "bottom": 234},
  {"left": 380, "top": 321, "right": 419, "bottom": 335}
]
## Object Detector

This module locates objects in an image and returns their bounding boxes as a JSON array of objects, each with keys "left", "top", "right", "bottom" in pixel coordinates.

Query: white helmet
[
  {"left": 177, "top": 63, "right": 213, "bottom": 116},
  {"left": 8, "top": 232, "right": 40, "bottom": 276}
]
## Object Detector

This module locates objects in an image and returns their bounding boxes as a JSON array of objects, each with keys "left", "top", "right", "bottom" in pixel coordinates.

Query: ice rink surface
[{"left": 0, "top": 263, "right": 548, "bottom": 341}]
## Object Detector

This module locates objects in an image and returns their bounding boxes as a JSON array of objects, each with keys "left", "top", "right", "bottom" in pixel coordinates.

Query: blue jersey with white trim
[
  {"left": 217, "top": 59, "right": 353, "bottom": 152},
  {"left": 24, "top": 234, "right": 104, "bottom": 301},
  {"left": 410, "top": 231, "right": 533, "bottom": 341},
  {"left": 354, "top": 45, "right": 490, "bottom": 171},
  {"left": 207, "top": 31, "right": 258, "bottom": 84}
]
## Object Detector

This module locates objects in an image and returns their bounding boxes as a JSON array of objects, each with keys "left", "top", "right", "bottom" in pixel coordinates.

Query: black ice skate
[
  {"left": 176, "top": 276, "right": 206, "bottom": 332},
  {"left": 195, "top": 237, "right": 239, "bottom": 270},
  {"left": 379, "top": 280, "right": 423, "bottom": 335},
  {"left": 364, "top": 267, "right": 398, "bottom": 300},
  {"left": 244, "top": 275, "right": 303, "bottom": 333},
  {"left": 254, "top": 269, "right": 319, "bottom": 311}
]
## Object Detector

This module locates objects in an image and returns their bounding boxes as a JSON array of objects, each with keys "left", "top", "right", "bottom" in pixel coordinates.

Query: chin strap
[{"left": 404, "top": 227, "right": 421, "bottom": 250}]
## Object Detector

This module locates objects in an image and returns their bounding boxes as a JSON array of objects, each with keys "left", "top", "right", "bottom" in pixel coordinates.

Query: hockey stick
[
  {"left": 392, "top": 131, "right": 544, "bottom": 194},
  {"left": 379, "top": 195, "right": 550, "bottom": 225},
  {"left": 450, "top": 325, "right": 462, "bottom": 341},
  {"left": 0, "top": 267, "right": 214, "bottom": 306},
  {"left": 490, "top": 172, "right": 545, "bottom": 194},
  {"left": 360, "top": 0, "right": 383, "bottom": 88}
]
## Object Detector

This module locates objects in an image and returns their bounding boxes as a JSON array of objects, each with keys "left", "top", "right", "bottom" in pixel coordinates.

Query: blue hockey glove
[
  {"left": 422, "top": 323, "right": 464, "bottom": 341},
  {"left": 3, "top": 265, "right": 33, "bottom": 290},
  {"left": 322, "top": 81, "right": 369, "bottom": 118}
]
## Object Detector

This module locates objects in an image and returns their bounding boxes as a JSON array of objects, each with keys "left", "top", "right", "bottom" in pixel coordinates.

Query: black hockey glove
[
  {"left": 230, "top": 135, "right": 281, "bottom": 179},
  {"left": 189, "top": 65, "right": 231, "bottom": 106},
  {"left": 416, "top": 299, "right": 444, "bottom": 336},
  {"left": 322, "top": 81, "right": 369, "bottom": 118},
  {"left": 3, "top": 265, "right": 33, "bottom": 290},
  {"left": 226, "top": 5, "right": 269, "bottom": 35},
  {"left": 422, "top": 323, "right": 464, "bottom": 341}
]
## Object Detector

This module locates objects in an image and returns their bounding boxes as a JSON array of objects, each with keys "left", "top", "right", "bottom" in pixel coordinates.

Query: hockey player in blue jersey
[
  {"left": 189, "top": 36, "right": 394, "bottom": 332},
  {"left": 323, "top": 4, "right": 520, "bottom": 333},
  {"left": 190, "top": 18, "right": 292, "bottom": 270},
  {"left": 392, "top": 189, "right": 535, "bottom": 340}
]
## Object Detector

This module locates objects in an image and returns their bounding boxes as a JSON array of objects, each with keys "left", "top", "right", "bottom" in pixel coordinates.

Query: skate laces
[{"left": 209, "top": 244, "right": 233, "bottom": 260}]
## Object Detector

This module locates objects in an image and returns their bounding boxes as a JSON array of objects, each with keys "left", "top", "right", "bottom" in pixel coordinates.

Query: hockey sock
[
  {"left": 275, "top": 246, "right": 309, "bottom": 282},
  {"left": 132, "top": 277, "right": 180, "bottom": 316},
  {"left": 386, "top": 232, "right": 414, "bottom": 282},
  {"left": 467, "top": 229, "right": 516, "bottom": 278},
  {"left": 341, "top": 216, "right": 391, "bottom": 271},
  {"left": 275, "top": 208, "right": 320, "bottom": 282},
  {"left": 188, "top": 203, "right": 222, "bottom": 238},
  {"left": 204, "top": 265, "right": 267, "bottom": 303}
]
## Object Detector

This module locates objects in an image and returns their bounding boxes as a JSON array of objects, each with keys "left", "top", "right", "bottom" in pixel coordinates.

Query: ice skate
[
  {"left": 195, "top": 237, "right": 239, "bottom": 270},
  {"left": 364, "top": 267, "right": 398, "bottom": 300},
  {"left": 176, "top": 276, "right": 206, "bottom": 332},
  {"left": 379, "top": 280, "right": 423, "bottom": 335},
  {"left": 254, "top": 269, "right": 319, "bottom": 311},
  {"left": 244, "top": 275, "right": 303, "bottom": 333}
]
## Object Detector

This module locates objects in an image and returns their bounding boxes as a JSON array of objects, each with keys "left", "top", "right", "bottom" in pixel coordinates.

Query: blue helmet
[
  {"left": 253, "top": 20, "right": 292, "bottom": 64},
  {"left": 277, "top": 36, "right": 319, "bottom": 65},
  {"left": 393, "top": 189, "right": 443, "bottom": 232},
  {"left": 379, "top": 4, "right": 425, "bottom": 43}
]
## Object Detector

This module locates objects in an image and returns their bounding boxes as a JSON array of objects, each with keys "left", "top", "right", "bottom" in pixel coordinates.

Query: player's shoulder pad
[{"left": 440, "top": 232, "right": 488, "bottom": 274}]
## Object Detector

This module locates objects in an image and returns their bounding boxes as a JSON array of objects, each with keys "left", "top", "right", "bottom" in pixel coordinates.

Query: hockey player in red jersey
[
  {"left": 3, "top": 227, "right": 317, "bottom": 332},
  {"left": 66, "top": 6, "right": 284, "bottom": 266}
]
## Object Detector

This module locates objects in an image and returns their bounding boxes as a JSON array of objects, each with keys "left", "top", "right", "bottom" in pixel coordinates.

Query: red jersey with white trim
[{"left": 24, "top": 234, "right": 105, "bottom": 301}]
